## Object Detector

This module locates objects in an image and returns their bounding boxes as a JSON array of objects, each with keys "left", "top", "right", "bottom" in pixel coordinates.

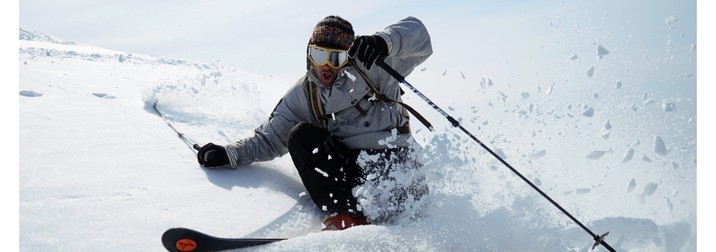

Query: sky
[
  {"left": 8, "top": 0, "right": 715, "bottom": 251},
  {"left": 16, "top": 0, "right": 703, "bottom": 119},
  {"left": 17, "top": 0, "right": 698, "bottom": 82}
]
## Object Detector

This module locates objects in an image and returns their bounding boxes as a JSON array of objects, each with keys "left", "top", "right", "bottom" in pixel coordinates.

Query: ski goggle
[{"left": 308, "top": 45, "right": 350, "bottom": 69}]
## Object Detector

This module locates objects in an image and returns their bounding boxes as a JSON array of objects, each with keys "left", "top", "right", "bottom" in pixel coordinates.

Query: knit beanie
[{"left": 310, "top": 16, "right": 355, "bottom": 50}]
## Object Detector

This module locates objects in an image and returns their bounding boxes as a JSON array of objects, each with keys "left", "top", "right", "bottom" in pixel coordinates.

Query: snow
[
  {"left": 14, "top": 0, "right": 707, "bottom": 251},
  {"left": 314, "top": 168, "right": 329, "bottom": 178},
  {"left": 597, "top": 45, "right": 610, "bottom": 59}
]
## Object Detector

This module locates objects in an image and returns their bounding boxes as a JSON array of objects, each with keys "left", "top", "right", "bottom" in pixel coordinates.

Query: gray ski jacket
[{"left": 225, "top": 16, "right": 432, "bottom": 168}]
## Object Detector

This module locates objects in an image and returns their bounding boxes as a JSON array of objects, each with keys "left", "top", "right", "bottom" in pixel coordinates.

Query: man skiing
[{"left": 196, "top": 15, "right": 433, "bottom": 230}]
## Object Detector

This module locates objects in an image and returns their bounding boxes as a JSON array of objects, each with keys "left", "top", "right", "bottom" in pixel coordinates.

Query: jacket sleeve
[
  {"left": 376, "top": 16, "right": 433, "bottom": 78},
  {"left": 223, "top": 77, "right": 315, "bottom": 168}
]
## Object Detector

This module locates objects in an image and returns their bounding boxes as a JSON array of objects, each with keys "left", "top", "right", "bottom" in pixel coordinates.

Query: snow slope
[{"left": 20, "top": 2, "right": 697, "bottom": 251}]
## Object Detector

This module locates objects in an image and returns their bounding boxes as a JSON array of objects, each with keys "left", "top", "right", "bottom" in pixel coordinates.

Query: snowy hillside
[{"left": 20, "top": 3, "right": 697, "bottom": 251}]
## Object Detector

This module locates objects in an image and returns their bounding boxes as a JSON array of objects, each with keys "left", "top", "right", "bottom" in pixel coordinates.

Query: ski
[{"left": 162, "top": 227, "right": 286, "bottom": 252}]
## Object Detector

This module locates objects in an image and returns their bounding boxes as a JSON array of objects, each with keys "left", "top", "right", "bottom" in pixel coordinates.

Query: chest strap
[
  {"left": 306, "top": 66, "right": 433, "bottom": 133},
  {"left": 306, "top": 81, "right": 328, "bottom": 128},
  {"left": 352, "top": 63, "right": 433, "bottom": 132}
]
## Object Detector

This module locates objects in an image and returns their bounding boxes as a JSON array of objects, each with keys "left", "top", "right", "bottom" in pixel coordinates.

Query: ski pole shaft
[
  {"left": 375, "top": 60, "right": 615, "bottom": 252},
  {"left": 152, "top": 99, "right": 202, "bottom": 151},
  {"left": 376, "top": 61, "right": 460, "bottom": 127}
]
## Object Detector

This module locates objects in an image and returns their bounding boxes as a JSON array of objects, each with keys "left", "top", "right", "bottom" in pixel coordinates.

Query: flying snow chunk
[
  {"left": 576, "top": 188, "right": 591, "bottom": 194},
  {"left": 622, "top": 148, "right": 635, "bottom": 163},
  {"left": 533, "top": 178, "right": 542, "bottom": 186},
  {"left": 601, "top": 120, "right": 612, "bottom": 139},
  {"left": 604, "top": 120, "right": 612, "bottom": 130},
  {"left": 626, "top": 178, "right": 636, "bottom": 193},
  {"left": 672, "top": 161, "right": 680, "bottom": 169},
  {"left": 665, "top": 16, "right": 679, "bottom": 25},
  {"left": 586, "top": 66, "right": 595, "bottom": 78},
  {"left": 600, "top": 130, "right": 610, "bottom": 139},
  {"left": 615, "top": 81, "right": 623, "bottom": 89},
  {"left": 570, "top": 54, "right": 579, "bottom": 60},
  {"left": 498, "top": 91, "right": 508, "bottom": 102},
  {"left": 494, "top": 148, "right": 508, "bottom": 160},
  {"left": 353, "top": 186, "right": 365, "bottom": 197},
  {"left": 661, "top": 102, "right": 676, "bottom": 112},
  {"left": 314, "top": 167, "right": 329, "bottom": 177},
  {"left": 19, "top": 90, "right": 42, "bottom": 97},
  {"left": 530, "top": 149, "right": 546, "bottom": 159},
  {"left": 344, "top": 70, "right": 356, "bottom": 81},
  {"left": 666, "top": 198, "right": 674, "bottom": 214},
  {"left": 654, "top": 135, "right": 668, "bottom": 156},
  {"left": 92, "top": 93, "right": 116, "bottom": 99},
  {"left": 597, "top": 45, "right": 610, "bottom": 59},
  {"left": 581, "top": 106, "right": 594, "bottom": 117},
  {"left": 586, "top": 150, "right": 606, "bottom": 160},
  {"left": 642, "top": 182, "right": 659, "bottom": 197}
]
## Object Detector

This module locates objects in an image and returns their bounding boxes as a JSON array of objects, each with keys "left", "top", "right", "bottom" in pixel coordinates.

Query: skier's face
[
  {"left": 313, "top": 63, "right": 340, "bottom": 87},
  {"left": 308, "top": 45, "right": 348, "bottom": 87}
]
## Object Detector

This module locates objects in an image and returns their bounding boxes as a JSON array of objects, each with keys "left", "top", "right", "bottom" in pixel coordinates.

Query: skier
[{"left": 196, "top": 15, "right": 433, "bottom": 230}]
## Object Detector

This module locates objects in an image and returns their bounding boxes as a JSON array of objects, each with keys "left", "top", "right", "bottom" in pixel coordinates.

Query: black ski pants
[{"left": 287, "top": 123, "right": 363, "bottom": 215}]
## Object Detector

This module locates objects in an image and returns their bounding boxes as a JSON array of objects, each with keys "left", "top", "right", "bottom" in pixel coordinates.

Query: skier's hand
[
  {"left": 197, "top": 142, "right": 229, "bottom": 167},
  {"left": 348, "top": 35, "right": 388, "bottom": 70}
]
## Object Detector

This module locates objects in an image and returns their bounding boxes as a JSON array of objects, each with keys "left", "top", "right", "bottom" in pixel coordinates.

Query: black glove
[
  {"left": 197, "top": 142, "right": 229, "bottom": 167},
  {"left": 348, "top": 35, "right": 388, "bottom": 70}
]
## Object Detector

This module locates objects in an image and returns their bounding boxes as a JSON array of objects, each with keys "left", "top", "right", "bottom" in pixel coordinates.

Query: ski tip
[
  {"left": 161, "top": 227, "right": 286, "bottom": 251},
  {"left": 162, "top": 227, "right": 198, "bottom": 252},
  {"left": 174, "top": 238, "right": 198, "bottom": 252}
]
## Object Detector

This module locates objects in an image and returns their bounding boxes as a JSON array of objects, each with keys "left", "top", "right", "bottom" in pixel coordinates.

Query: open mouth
[{"left": 320, "top": 71, "right": 334, "bottom": 83}]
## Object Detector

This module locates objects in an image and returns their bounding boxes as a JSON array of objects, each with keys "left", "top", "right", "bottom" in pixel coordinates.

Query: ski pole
[
  {"left": 375, "top": 60, "right": 615, "bottom": 252},
  {"left": 152, "top": 99, "right": 218, "bottom": 163},
  {"left": 152, "top": 99, "right": 202, "bottom": 151}
]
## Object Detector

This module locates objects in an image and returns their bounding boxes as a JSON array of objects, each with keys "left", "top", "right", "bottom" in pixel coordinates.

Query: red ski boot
[{"left": 322, "top": 213, "right": 369, "bottom": 231}]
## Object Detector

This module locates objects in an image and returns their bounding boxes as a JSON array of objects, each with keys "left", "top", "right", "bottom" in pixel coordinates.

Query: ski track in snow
[{"left": 18, "top": 1, "right": 697, "bottom": 250}]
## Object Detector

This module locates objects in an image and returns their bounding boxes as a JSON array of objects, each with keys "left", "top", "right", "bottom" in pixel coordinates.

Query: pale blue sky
[
  {"left": 19, "top": 1, "right": 545, "bottom": 79},
  {"left": 18, "top": 0, "right": 697, "bottom": 83}
]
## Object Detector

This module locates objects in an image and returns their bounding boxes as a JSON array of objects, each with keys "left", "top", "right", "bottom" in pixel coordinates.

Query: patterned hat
[{"left": 310, "top": 16, "right": 355, "bottom": 50}]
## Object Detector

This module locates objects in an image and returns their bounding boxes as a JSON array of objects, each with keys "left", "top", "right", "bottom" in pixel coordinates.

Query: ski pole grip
[
  {"left": 193, "top": 144, "right": 216, "bottom": 160},
  {"left": 376, "top": 59, "right": 405, "bottom": 82}
]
